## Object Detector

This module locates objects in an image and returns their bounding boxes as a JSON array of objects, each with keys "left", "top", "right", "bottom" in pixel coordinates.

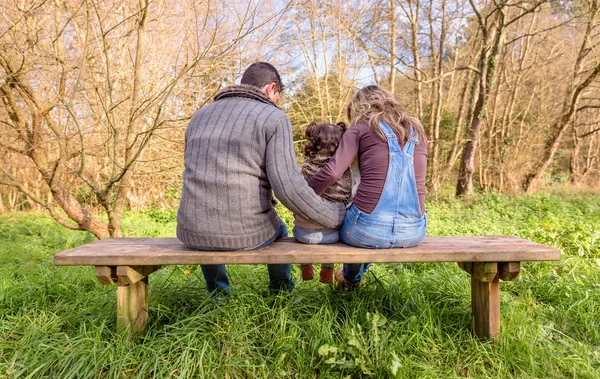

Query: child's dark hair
[{"left": 304, "top": 121, "right": 347, "bottom": 158}]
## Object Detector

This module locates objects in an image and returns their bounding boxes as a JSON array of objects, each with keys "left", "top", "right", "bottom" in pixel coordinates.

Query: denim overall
[{"left": 339, "top": 121, "right": 427, "bottom": 284}]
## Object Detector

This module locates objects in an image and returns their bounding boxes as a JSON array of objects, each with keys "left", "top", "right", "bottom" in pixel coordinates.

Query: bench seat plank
[{"left": 54, "top": 236, "right": 560, "bottom": 266}]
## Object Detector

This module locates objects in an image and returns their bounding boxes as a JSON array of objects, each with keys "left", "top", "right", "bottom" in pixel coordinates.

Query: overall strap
[
  {"left": 403, "top": 126, "right": 419, "bottom": 156},
  {"left": 379, "top": 121, "right": 418, "bottom": 156},
  {"left": 378, "top": 121, "right": 401, "bottom": 153},
  {"left": 408, "top": 126, "right": 418, "bottom": 144}
]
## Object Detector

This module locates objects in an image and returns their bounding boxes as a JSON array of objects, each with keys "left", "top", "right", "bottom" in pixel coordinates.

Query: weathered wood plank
[
  {"left": 117, "top": 278, "right": 148, "bottom": 341},
  {"left": 471, "top": 271, "right": 500, "bottom": 340},
  {"left": 498, "top": 262, "right": 521, "bottom": 281},
  {"left": 54, "top": 236, "right": 561, "bottom": 266},
  {"left": 116, "top": 265, "right": 161, "bottom": 285}
]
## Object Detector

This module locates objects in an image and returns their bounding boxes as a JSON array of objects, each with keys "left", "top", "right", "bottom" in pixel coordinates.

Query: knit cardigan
[{"left": 176, "top": 85, "right": 345, "bottom": 249}]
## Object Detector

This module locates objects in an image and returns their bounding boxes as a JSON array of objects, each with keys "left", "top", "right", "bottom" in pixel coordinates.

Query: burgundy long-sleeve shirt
[{"left": 307, "top": 121, "right": 428, "bottom": 215}]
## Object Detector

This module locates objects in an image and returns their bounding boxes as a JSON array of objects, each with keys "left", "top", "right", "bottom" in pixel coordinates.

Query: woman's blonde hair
[{"left": 347, "top": 85, "right": 425, "bottom": 144}]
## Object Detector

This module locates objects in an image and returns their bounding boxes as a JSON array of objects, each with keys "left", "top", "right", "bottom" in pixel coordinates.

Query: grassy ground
[{"left": 0, "top": 192, "right": 599, "bottom": 378}]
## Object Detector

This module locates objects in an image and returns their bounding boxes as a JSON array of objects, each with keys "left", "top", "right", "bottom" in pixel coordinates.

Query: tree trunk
[
  {"left": 51, "top": 187, "right": 109, "bottom": 239},
  {"left": 428, "top": 0, "right": 447, "bottom": 192},
  {"left": 570, "top": 123, "right": 581, "bottom": 185},
  {"left": 407, "top": 0, "right": 423, "bottom": 120},
  {"left": 457, "top": 7, "right": 505, "bottom": 197},
  {"left": 443, "top": 33, "right": 480, "bottom": 179},
  {"left": 443, "top": 73, "right": 471, "bottom": 178}
]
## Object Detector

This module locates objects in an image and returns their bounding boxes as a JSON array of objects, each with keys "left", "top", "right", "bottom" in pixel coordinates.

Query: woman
[{"left": 308, "top": 85, "right": 428, "bottom": 289}]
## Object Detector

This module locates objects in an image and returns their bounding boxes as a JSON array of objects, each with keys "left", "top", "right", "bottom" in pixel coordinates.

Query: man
[{"left": 177, "top": 62, "right": 345, "bottom": 295}]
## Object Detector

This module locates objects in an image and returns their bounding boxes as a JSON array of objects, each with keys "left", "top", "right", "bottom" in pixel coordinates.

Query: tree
[
  {"left": 456, "top": 0, "right": 544, "bottom": 196},
  {"left": 524, "top": 0, "right": 600, "bottom": 192},
  {"left": 0, "top": 0, "right": 282, "bottom": 237}
]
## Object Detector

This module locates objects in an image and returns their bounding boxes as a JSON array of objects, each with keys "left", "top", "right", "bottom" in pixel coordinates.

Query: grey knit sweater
[{"left": 177, "top": 85, "right": 346, "bottom": 249}]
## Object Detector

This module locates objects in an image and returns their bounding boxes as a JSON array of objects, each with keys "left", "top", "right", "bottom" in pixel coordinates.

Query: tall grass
[{"left": 0, "top": 192, "right": 599, "bottom": 378}]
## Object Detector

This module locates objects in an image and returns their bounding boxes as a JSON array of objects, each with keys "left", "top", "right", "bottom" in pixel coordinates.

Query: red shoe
[
  {"left": 319, "top": 266, "right": 334, "bottom": 284},
  {"left": 301, "top": 264, "right": 314, "bottom": 280}
]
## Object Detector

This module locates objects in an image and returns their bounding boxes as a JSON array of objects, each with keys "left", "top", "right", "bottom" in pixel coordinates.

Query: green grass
[{"left": 0, "top": 192, "right": 599, "bottom": 378}]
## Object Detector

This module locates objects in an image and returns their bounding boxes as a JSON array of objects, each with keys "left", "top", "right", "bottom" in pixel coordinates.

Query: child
[{"left": 293, "top": 121, "right": 352, "bottom": 284}]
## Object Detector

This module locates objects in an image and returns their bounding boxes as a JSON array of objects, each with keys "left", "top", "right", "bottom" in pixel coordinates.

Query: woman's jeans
[
  {"left": 339, "top": 204, "right": 427, "bottom": 284},
  {"left": 187, "top": 218, "right": 293, "bottom": 296}
]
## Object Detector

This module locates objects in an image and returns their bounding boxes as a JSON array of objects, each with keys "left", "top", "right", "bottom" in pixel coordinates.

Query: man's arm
[{"left": 265, "top": 115, "right": 345, "bottom": 229}]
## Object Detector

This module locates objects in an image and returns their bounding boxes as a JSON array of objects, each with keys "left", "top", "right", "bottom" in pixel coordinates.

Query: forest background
[
  {"left": 2, "top": 2, "right": 600, "bottom": 377},
  {"left": 1, "top": 0, "right": 600, "bottom": 238}
]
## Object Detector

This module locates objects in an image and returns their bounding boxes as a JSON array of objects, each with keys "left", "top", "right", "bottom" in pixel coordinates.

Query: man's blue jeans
[{"left": 188, "top": 219, "right": 293, "bottom": 296}]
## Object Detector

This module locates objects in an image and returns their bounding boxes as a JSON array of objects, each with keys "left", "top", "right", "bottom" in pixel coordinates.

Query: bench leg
[
  {"left": 471, "top": 271, "right": 500, "bottom": 340},
  {"left": 117, "top": 277, "right": 148, "bottom": 341},
  {"left": 95, "top": 265, "right": 161, "bottom": 341},
  {"left": 459, "top": 262, "right": 520, "bottom": 341}
]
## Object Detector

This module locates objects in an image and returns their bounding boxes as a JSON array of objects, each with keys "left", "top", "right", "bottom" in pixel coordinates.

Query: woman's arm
[
  {"left": 413, "top": 140, "right": 428, "bottom": 215},
  {"left": 308, "top": 126, "right": 360, "bottom": 195}
]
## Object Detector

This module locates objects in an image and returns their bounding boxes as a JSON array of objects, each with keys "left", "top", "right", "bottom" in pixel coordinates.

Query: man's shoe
[
  {"left": 319, "top": 266, "right": 334, "bottom": 284},
  {"left": 334, "top": 267, "right": 361, "bottom": 290},
  {"left": 301, "top": 264, "right": 315, "bottom": 280}
]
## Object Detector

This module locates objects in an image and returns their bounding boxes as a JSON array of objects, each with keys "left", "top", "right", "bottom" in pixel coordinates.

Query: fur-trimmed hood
[{"left": 213, "top": 84, "right": 278, "bottom": 108}]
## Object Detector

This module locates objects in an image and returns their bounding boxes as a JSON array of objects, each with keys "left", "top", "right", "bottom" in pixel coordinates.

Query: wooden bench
[{"left": 54, "top": 236, "right": 560, "bottom": 341}]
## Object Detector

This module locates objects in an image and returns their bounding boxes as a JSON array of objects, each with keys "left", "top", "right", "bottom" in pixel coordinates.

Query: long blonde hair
[{"left": 348, "top": 85, "right": 425, "bottom": 144}]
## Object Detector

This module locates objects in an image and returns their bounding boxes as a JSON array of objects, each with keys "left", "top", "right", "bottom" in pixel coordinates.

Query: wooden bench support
[
  {"left": 473, "top": 262, "right": 498, "bottom": 282},
  {"left": 458, "top": 261, "right": 521, "bottom": 340},
  {"left": 117, "top": 265, "right": 161, "bottom": 285},
  {"left": 94, "top": 266, "right": 118, "bottom": 285},
  {"left": 94, "top": 265, "right": 161, "bottom": 341},
  {"left": 471, "top": 267, "right": 500, "bottom": 340},
  {"left": 499, "top": 262, "right": 520, "bottom": 281},
  {"left": 117, "top": 277, "right": 148, "bottom": 341}
]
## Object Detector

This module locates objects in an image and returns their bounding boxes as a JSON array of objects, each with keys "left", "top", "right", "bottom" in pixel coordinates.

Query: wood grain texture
[
  {"left": 473, "top": 262, "right": 498, "bottom": 282},
  {"left": 117, "top": 277, "right": 148, "bottom": 341},
  {"left": 498, "top": 262, "right": 521, "bottom": 281},
  {"left": 94, "top": 266, "right": 116, "bottom": 285},
  {"left": 54, "top": 236, "right": 561, "bottom": 266},
  {"left": 117, "top": 265, "right": 161, "bottom": 285},
  {"left": 472, "top": 271, "right": 500, "bottom": 340},
  {"left": 457, "top": 262, "right": 473, "bottom": 274}
]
